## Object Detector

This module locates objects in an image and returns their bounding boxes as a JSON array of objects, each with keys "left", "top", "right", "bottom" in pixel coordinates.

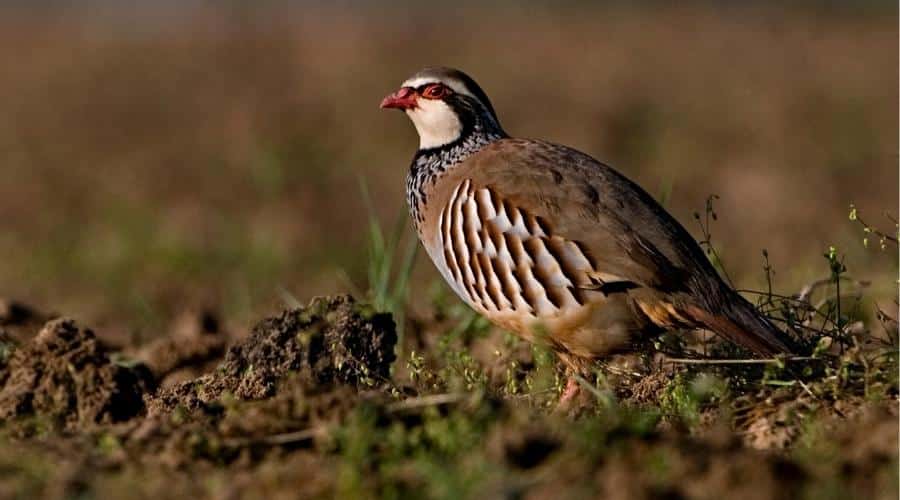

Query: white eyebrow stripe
[
  {"left": 401, "top": 76, "right": 438, "bottom": 88},
  {"left": 400, "top": 77, "right": 474, "bottom": 98}
]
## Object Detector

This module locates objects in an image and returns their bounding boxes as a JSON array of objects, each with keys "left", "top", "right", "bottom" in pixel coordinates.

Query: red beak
[{"left": 380, "top": 86, "right": 417, "bottom": 110}]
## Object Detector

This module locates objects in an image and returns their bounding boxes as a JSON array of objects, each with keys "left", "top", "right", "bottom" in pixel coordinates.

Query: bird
[{"left": 381, "top": 67, "right": 797, "bottom": 404}]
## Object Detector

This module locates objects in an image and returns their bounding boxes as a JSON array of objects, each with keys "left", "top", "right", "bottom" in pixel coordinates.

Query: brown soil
[
  {"left": 0, "top": 295, "right": 895, "bottom": 499},
  {"left": 134, "top": 310, "right": 227, "bottom": 387},
  {"left": 147, "top": 294, "right": 395, "bottom": 415},
  {"left": 0, "top": 319, "right": 153, "bottom": 432},
  {"left": 0, "top": 299, "right": 51, "bottom": 345}
]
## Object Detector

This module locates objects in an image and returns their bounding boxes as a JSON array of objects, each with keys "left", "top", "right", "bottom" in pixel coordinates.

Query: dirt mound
[
  {"left": 0, "top": 298, "right": 51, "bottom": 345},
  {"left": 149, "top": 295, "right": 396, "bottom": 415},
  {"left": 135, "top": 310, "right": 227, "bottom": 387},
  {"left": 0, "top": 318, "right": 153, "bottom": 431}
]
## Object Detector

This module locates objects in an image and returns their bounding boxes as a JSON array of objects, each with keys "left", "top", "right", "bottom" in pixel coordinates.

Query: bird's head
[{"left": 381, "top": 67, "right": 505, "bottom": 151}]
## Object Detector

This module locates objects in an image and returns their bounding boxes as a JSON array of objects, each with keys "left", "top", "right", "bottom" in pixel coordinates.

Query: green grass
[{"left": 360, "top": 179, "right": 419, "bottom": 362}]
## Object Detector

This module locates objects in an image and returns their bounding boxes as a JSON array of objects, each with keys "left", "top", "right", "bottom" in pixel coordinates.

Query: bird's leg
[
  {"left": 560, "top": 375, "right": 580, "bottom": 402},
  {"left": 555, "top": 375, "right": 581, "bottom": 412},
  {"left": 554, "top": 352, "right": 587, "bottom": 412}
]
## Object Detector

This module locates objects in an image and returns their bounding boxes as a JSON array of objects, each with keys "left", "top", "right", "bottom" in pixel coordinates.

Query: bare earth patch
[{"left": 0, "top": 295, "right": 895, "bottom": 499}]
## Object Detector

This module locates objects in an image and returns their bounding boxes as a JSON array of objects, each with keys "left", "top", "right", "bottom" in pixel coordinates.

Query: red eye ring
[{"left": 422, "top": 84, "right": 448, "bottom": 99}]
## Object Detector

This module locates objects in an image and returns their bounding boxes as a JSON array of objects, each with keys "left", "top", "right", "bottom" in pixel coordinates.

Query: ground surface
[{"left": 0, "top": 293, "right": 896, "bottom": 499}]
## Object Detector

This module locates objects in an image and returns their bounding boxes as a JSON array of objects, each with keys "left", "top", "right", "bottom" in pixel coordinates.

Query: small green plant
[
  {"left": 359, "top": 179, "right": 419, "bottom": 360},
  {"left": 848, "top": 203, "right": 898, "bottom": 251},
  {"left": 693, "top": 194, "right": 735, "bottom": 287}
]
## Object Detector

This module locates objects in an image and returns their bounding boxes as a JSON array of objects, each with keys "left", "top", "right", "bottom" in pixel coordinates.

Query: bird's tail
[{"left": 685, "top": 294, "right": 799, "bottom": 357}]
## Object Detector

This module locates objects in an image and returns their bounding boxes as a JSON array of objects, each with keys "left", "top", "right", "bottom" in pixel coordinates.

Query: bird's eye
[{"left": 422, "top": 84, "right": 448, "bottom": 99}]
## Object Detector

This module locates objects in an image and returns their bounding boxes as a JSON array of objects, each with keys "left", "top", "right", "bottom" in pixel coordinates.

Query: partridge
[{"left": 381, "top": 67, "right": 796, "bottom": 401}]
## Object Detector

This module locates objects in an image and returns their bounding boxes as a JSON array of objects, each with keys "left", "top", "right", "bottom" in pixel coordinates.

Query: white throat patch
[{"left": 406, "top": 99, "right": 463, "bottom": 150}]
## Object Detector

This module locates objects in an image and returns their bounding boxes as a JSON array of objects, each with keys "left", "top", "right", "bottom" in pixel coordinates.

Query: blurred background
[{"left": 0, "top": 1, "right": 896, "bottom": 340}]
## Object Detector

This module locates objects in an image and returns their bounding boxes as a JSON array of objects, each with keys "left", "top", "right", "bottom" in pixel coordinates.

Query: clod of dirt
[
  {"left": 135, "top": 310, "right": 227, "bottom": 386},
  {"left": 0, "top": 319, "right": 153, "bottom": 431},
  {"left": 0, "top": 299, "right": 39, "bottom": 326},
  {"left": 149, "top": 295, "right": 396, "bottom": 415},
  {"left": 0, "top": 298, "right": 50, "bottom": 345}
]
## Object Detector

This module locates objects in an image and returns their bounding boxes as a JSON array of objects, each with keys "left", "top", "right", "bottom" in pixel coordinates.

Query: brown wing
[{"left": 458, "top": 138, "right": 708, "bottom": 293}]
